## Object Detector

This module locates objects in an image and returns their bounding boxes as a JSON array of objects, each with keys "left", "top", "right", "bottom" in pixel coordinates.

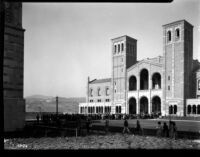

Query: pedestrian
[
  {"left": 105, "top": 117, "right": 109, "bottom": 134},
  {"left": 172, "top": 122, "right": 178, "bottom": 140},
  {"left": 162, "top": 122, "right": 169, "bottom": 137},
  {"left": 135, "top": 120, "right": 143, "bottom": 135},
  {"left": 122, "top": 118, "right": 130, "bottom": 134},
  {"left": 76, "top": 116, "right": 82, "bottom": 135},
  {"left": 156, "top": 121, "right": 162, "bottom": 137},
  {"left": 86, "top": 117, "right": 90, "bottom": 134},
  {"left": 169, "top": 121, "right": 174, "bottom": 138}
]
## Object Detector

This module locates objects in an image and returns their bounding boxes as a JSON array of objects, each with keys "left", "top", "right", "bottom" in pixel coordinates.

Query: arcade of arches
[
  {"left": 187, "top": 104, "right": 200, "bottom": 115},
  {"left": 128, "top": 96, "right": 161, "bottom": 114},
  {"left": 80, "top": 106, "right": 111, "bottom": 114},
  {"left": 129, "top": 70, "right": 161, "bottom": 91}
]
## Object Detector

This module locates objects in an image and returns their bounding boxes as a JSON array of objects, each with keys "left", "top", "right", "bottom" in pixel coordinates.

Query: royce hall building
[{"left": 79, "top": 20, "right": 200, "bottom": 117}]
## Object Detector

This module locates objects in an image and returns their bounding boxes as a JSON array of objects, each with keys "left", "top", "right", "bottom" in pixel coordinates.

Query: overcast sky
[{"left": 23, "top": 0, "right": 200, "bottom": 98}]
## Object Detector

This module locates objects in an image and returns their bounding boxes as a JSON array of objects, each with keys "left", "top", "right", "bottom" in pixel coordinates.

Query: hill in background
[{"left": 25, "top": 95, "right": 86, "bottom": 114}]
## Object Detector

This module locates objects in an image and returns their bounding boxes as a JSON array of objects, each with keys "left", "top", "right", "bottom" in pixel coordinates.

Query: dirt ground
[{"left": 4, "top": 133, "right": 200, "bottom": 149}]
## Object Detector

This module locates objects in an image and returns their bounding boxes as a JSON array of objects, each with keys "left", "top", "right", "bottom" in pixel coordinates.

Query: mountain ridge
[{"left": 25, "top": 94, "right": 86, "bottom": 113}]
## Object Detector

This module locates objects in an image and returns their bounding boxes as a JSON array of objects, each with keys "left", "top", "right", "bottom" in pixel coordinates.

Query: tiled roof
[{"left": 89, "top": 78, "right": 111, "bottom": 84}]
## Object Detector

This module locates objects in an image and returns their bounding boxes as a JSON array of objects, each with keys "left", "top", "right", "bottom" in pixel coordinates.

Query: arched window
[
  {"left": 129, "top": 75, "right": 137, "bottom": 91},
  {"left": 187, "top": 105, "right": 191, "bottom": 114},
  {"left": 167, "top": 31, "right": 171, "bottom": 42},
  {"left": 175, "top": 28, "right": 180, "bottom": 39},
  {"left": 197, "top": 105, "right": 200, "bottom": 114},
  {"left": 152, "top": 73, "right": 161, "bottom": 89},
  {"left": 114, "top": 45, "right": 117, "bottom": 53},
  {"left": 192, "top": 105, "right": 196, "bottom": 114},
  {"left": 169, "top": 105, "right": 173, "bottom": 114},
  {"left": 140, "top": 69, "right": 149, "bottom": 90},
  {"left": 106, "top": 87, "right": 110, "bottom": 96},
  {"left": 118, "top": 44, "right": 120, "bottom": 53},
  {"left": 116, "top": 106, "right": 118, "bottom": 113},
  {"left": 119, "top": 106, "right": 121, "bottom": 113},
  {"left": 121, "top": 43, "right": 124, "bottom": 51},
  {"left": 174, "top": 105, "right": 177, "bottom": 114}
]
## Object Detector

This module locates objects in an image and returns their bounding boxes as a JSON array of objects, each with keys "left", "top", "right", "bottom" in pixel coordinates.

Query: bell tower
[
  {"left": 163, "top": 20, "right": 193, "bottom": 116},
  {"left": 111, "top": 35, "right": 137, "bottom": 114}
]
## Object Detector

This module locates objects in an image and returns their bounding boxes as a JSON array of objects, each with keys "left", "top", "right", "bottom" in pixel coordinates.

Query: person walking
[
  {"left": 156, "top": 121, "right": 162, "bottom": 137},
  {"left": 86, "top": 117, "right": 90, "bottom": 135},
  {"left": 162, "top": 122, "right": 169, "bottom": 137},
  {"left": 172, "top": 122, "right": 177, "bottom": 139},
  {"left": 105, "top": 117, "right": 109, "bottom": 134},
  {"left": 135, "top": 120, "right": 143, "bottom": 135},
  {"left": 169, "top": 121, "right": 174, "bottom": 139},
  {"left": 122, "top": 118, "right": 130, "bottom": 134}
]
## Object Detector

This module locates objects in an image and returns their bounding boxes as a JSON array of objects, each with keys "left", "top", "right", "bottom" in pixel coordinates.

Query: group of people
[
  {"left": 156, "top": 121, "right": 177, "bottom": 139},
  {"left": 36, "top": 113, "right": 178, "bottom": 139},
  {"left": 104, "top": 118, "right": 178, "bottom": 139},
  {"left": 104, "top": 118, "right": 143, "bottom": 135}
]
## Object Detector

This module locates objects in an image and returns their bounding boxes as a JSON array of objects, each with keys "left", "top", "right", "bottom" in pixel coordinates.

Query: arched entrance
[
  {"left": 129, "top": 75, "right": 137, "bottom": 91},
  {"left": 140, "top": 69, "right": 149, "bottom": 90},
  {"left": 152, "top": 96, "right": 161, "bottom": 114},
  {"left": 129, "top": 97, "right": 137, "bottom": 114},
  {"left": 152, "top": 73, "right": 161, "bottom": 89},
  {"left": 198, "top": 105, "right": 200, "bottom": 114},
  {"left": 140, "top": 97, "right": 148, "bottom": 114},
  {"left": 187, "top": 105, "right": 191, "bottom": 114}
]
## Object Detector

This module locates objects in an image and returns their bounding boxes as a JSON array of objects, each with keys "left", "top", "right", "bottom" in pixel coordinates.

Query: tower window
[
  {"left": 121, "top": 43, "right": 124, "bottom": 51},
  {"left": 167, "top": 31, "right": 171, "bottom": 42},
  {"left": 115, "top": 89, "right": 116, "bottom": 93},
  {"left": 118, "top": 44, "right": 120, "bottom": 53},
  {"left": 168, "top": 86, "right": 170, "bottom": 90},
  {"left": 90, "top": 88, "right": 93, "bottom": 97},
  {"left": 175, "top": 28, "right": 180, "bottom": 39},
  {"left": 168, "top": 76, "right": 170, "bottom": 80},
  {"left": 106, "top": 87, "right": 110, "bottom": 96},
  {"left": 97, "top": 88, "right": 101, "bottom": 96}
]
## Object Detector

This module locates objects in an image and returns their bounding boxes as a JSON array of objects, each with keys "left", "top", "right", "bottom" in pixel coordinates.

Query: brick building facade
[
  {"left": 3, "top": 2, "right": 25, "bottom": 132},
  {"left": 79, "top": 20, "right": 200, "bottom": 117}
]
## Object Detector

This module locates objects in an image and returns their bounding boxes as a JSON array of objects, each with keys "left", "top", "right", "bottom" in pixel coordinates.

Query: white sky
[{"left": 23, "top": 0, "right": 200, "bottom": 98}]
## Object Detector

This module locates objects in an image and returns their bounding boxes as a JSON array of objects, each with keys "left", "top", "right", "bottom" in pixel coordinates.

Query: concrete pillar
[
  {"left": 149, "top": 77, "right": 152, "bottom": 90},
  {"left": 149, "top": 99, "right": 152, "bottom": 114},
  {"left": 137, "top": 75, "right": 140, "bottom": 90},
  {"left": 137, "top": 99, "right": 140, "bottom": 114}
]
